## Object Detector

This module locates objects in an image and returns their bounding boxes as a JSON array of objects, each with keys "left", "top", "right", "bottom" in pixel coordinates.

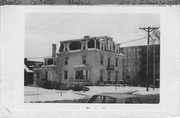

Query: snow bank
[{"left": 24, "top": 86, "right": 159, "bottom": 102}]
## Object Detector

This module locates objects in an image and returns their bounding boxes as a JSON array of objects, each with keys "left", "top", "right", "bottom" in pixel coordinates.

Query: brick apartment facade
[{"left": 120, "top": 44, "right": 160, "bottom": 87}]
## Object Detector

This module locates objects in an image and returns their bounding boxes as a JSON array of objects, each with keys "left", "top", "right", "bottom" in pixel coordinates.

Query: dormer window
[
  {"left": 101, "top": 44, "right": 103, "bottom": 50},
  {"left": 81, "top": 40, "right": 88, "bottom": 50},
  {"left": 64, "top": 43, "right": 69, "bottom": 52},
  {"left": 65, "top": 47, "right": 68, "bottom": 52},
  {"left": 83, "top": 44, "right": 86, "bottom": 50}
]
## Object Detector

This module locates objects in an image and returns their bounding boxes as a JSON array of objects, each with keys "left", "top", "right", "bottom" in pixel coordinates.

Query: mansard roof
[{"left": 60, "top": 35, "right": 113, "bottom": 43}]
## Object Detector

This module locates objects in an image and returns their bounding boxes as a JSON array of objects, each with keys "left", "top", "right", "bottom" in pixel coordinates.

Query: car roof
[{"left": 94, "top": 93, "right": 138, "bottom": 99}]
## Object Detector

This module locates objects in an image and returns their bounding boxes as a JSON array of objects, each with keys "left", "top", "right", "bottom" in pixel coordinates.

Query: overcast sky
[{"left": 25, "top": 13, "right": 159, "bottom": 61}]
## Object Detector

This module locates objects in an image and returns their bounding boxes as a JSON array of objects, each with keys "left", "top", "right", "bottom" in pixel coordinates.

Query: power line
[{"left": 119, "top": 36, "right": 147, "bottom": 44}]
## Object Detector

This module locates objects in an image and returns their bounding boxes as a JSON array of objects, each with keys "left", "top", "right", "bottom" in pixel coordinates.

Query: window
[
  {"left": 64, "top": 44, "right": 68, "bottom": 52},
  {"left": 116, "top": 49, "right": 119, "bottom": 53},
  {"left": 75, "top": 70, "right": 83, "bottom": 80},
  {"left": 65, "top": 57, "right": 68, "bottom": 65},
  {"left": 100, "top": 55, "right": 104, "bottom": 65},
  {"left": 82, "top": 42, "right": 86, "bottom": 50},
  {"left": 65, "top": 47, "right": 68, "bottom": 52},
  {"left": 100, "top": 70, "right": 104, "bottom": 82},
  {"left": 87, "top": 39, "right": 94, "bottom": 48},
  {"left": 108, "top": 71, "right": 111, "bottom": 81},
  {"left": 53, "top": 60, "right": 56, "bottom": 65},
  {"left": 82, "top": 56, "right": 86, "bottom": 64},
  {"left": 135, "top": 55, "right": 138, "bottom": 60},
  {"left": 104, "top": 97, "right": 116, "bottom": 103},
  {"left": 115, "top": 71, "right": 118, "bottom": 82},
  {"left": 64, "top": 71, "right": 68, "bottom": 80},
  {"left": 69, "top": 41, "right": 81, "bottom": 50},
  {"left": 93, "top": 96, "right": 104, "bottom": 103},
  {"left": 101, "top": 44, "right": 103, "bottom": 50},
  {"left": 115, "top": 57, "right": 118, "bottom": 66},
  {"left": 59, "top": 44, "right": 64, "bottom": 52},
  {"left": 45, "top": 72, "right": 48, "bottom": 80},
  {"left": 86, "top": 70, "right": 88, "bottom": 80},
  {"left": 83, "top": 45, "right": 86, "bottom": 50},
  {"left": 108, "top": 57, "right": 111, "bottom": 67}
]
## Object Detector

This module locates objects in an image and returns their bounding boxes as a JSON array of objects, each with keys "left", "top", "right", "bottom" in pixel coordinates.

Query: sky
[{"left": 25, "top": 13, "right": 159, "bottom": 61}]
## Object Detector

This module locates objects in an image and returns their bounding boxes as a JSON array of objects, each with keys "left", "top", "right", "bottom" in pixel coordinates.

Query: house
[
  {"left": 34, "top": 35, "right": 124, "bottom": 86},
  {"left": 24, "top": 64, "right": 34, "bottom": 85},
  {"left": 56, "top": 35, "right": 124, "bottom": 86},
  {"left": 24, "top": 58, "right": 43, "bottom": 85}
]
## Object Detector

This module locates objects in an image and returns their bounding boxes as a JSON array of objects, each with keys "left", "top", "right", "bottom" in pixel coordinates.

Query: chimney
[
  {"left": 24, "top": 58, "right": 27, "bottom": 64},
  {"left": 84, "top": 35, "right": 90, "bottom": 38},
  {"left": 52, "top": 44, "right": 56, "bottom": 58}
]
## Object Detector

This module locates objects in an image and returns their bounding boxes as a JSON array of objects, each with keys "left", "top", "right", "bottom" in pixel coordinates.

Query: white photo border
[{"left": 0, "top": 6, "right": 180, "bottom": 118}]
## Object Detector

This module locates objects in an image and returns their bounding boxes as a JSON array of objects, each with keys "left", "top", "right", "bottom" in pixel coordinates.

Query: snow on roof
[{"left": 24, "top": 64, "right": 34, "bottom": 73}]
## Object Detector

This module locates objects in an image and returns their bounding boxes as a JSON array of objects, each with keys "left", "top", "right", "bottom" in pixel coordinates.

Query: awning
[
  {"left": 24, "top": 64, "right": 34, "bottom": 73},
  {"left": 73, "top": 64, "right": 91, "bottom": 70}
]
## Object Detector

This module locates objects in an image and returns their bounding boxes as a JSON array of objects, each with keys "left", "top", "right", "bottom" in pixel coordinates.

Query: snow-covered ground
[{"left": 24, "top": 86, "right": 159, "bottom": 102}]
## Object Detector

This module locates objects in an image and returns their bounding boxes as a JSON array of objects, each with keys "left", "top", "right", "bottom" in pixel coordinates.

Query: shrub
[
  {"left": 38, "top": 79, "right": 51, "bottom": 89},
  {"left": 71, "top": 85, "right": 89, "bottom": 91}
]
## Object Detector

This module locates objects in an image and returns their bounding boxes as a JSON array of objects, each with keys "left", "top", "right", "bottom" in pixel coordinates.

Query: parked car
[
  {"left": 87, "top": 93, "right": 142, "bottom": 103},
  {"left": 71, "top": 85, "right": 90, "bottom": 91}
]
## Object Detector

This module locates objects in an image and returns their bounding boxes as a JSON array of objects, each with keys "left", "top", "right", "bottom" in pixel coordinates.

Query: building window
[
  {"left": 53, "top": 60, "right": 56, "bottom": 65},
  {"left": 134, "top": 68, "right": 138, "bottom": 72},
  {"left": 100, "top": 55, "right": 104, "bottom": 65},
  {"left": 135, "top": 55, "right": 138, "bottom": 60},
  {"left": 83, "top": 45, "right": 86, "bottom": 50},
  {"left": 82, "top": 56, "right": 86, "bottom": 64},
  {"left": 100, "top": 70, "right": 103, "bottom": 82},
  {"left": 65, "top": 47, "right": 68, "bottom": 52},
  {"left": 82, "top": 42, "right": 86, "bottom": 50},
  {"left": 115, "top": 71, "right": 118, "bottom": 82},
  {"left": 86, "top": 70, "right": 88, "bottom": 80},
  {"left": 45, "top": 72, "right": 48, "bottom": 80},
  {"left": 115, "top": 57, "right": 118, "bottom": 67},
  {"left": 64, "top": 44, "right": 69, "bottom": 52},
  {"left": 108, "top": 71, "right": 111, "bottom": 81},
  {"left": 108, "top": 57, "right": 111, "bottom": 67},
  {"left": 101, "top": 43, "right": 103, "bottom": 50},
  {"left": 116, "top": 49, "right": 119, "bottom": 53},
  {"left": 75, "top": 70, "right": 83, "bottom": 80},
  {"left": 64, "top": 71, "right": 68, "bottom": 80},
  {"left": 65, "top": 57, "right": 68, "bottom": 65}
]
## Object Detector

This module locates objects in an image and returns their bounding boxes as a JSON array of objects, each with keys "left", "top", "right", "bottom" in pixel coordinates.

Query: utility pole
[
  {"left": 153, "top": 40, "right": 156, "bottom": 90},
  {"left": 139, "top": 27, "right": 158, "bottom": 91},
  {"left": 57, "top": 55, "right": 63, "bottom": 96}
]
